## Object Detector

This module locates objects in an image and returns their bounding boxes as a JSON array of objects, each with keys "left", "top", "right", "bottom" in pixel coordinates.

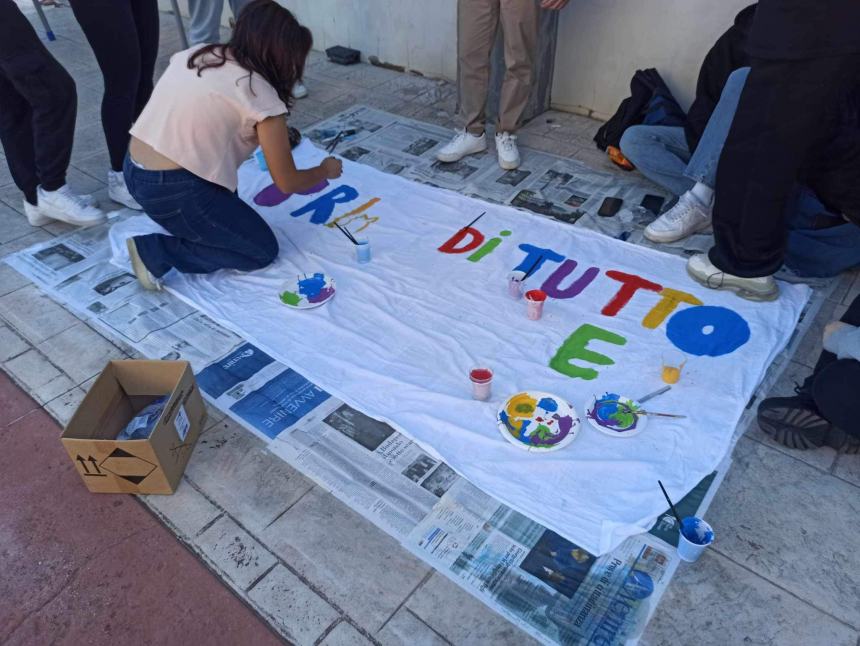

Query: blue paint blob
[
  {"left": 681, "top": 516, "right": 714, "bottom": 545},
  {"left": 537, "top": 397, "right": 558, "bottom": 413},
  {"left": 298, "top": 273, "right": 326, "bottom": 298},
  {"left": 666, "top": 305, "right": 750, "bottom": 357}
]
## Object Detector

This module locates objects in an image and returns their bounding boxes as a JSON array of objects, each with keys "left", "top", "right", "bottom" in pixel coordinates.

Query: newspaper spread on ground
[{"left": 4, "top": 106, "right": 833, "bottom": 645}]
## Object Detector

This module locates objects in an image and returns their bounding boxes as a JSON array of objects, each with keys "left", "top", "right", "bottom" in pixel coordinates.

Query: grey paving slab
[
  {"left": 405, "top": 574, "right": 539, "bottom": 646},
  {"left": 794, "top": 297, "right": 843, "bottom": 369},
  {"left": 311, "top": 63, "right": 403, "bottom": 89},
  {"left": 142, "top": 479, "right": 222, "bottom": 539},
  {"left": 317, "top": 90, "right": 411, "bottom": 117},
  {"left": 36, "top": 322, "right": 124, "bottom": 384},
  {"left": 43, "top": 386, "right": 86, "bottom": 427},
  {"left": 261, "top": 487, "right": 431, "bottom": 634},
  {"left": 0, "top": 201, "right": 35, "bottom": 245},
  {"left": 184, "top": 418, "right": 314, "bottom": 532},
  {"left": 0, "top": 285, "right": 81, "bottom": 345},
  {"left": 708, "top": 437, "right": 860, "bottom": 629},
  {"left": 298, "top": 77, "right": 352, "bottom": 104},
  {"left": 320, "top": 621, "right": 374, "bottom": 646},
  {"left": 0, "top": 226, "right": 54, "bottom": 258},
  {"left": 377, "top": 609, "right": 449, "bottom": 646},
  {"left": 641, "top": 550, "right": 857, "bottom": 646},
  {"left": 247, "top": 564, "right": 340, "bottom": 646},
  {"left": 3, "top": 349, "right": 75, "bottom": 405},
  {"left": 513, "top": 131, "right": 581, "bottom": 159},
  {"left": 0, "top": 324, "right": 29, "bottom": 363},
  {"left": 834, "top": 454, "right": 860, "bottom": 487},
  {"left": 194, "top": 514, "right": 278, "bottom": 591}
]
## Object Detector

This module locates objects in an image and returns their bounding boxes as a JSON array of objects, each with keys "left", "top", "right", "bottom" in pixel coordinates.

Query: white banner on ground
[{"left": 108, "top": 139, "right": 809, "bottom": 555}]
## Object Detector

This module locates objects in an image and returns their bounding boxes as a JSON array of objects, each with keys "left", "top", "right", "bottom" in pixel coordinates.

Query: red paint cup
[
  {"left": 469, "top": 367, "right": 493, "bottom": 401},
  {"left": 525, "top": 289, "right": 547, "bottom": 320}
]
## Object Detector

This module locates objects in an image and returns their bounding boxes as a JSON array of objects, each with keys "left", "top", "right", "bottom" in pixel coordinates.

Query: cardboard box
[{"left": 61, "top": 360, "right": 206, "bottom": 494}]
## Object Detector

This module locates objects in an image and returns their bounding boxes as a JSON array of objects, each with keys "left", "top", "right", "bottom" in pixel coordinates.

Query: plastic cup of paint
[
  {"left": 661, "top": 351, "right": 686, "bottom": 384},
  {"left": 677, "top": 516, "right": 715, "bottom": 562},
  {"left": 525, "top": 289, "right": 547, "bottom": 320},
  {"left": 507, "top": 271, "right": 525, "bottom": 299},
  {"left": 469, "top": 367, "right": 493, "bottom": 401},
  {"left": 355, "top": 238, "right": 371, "bottom": 264}
]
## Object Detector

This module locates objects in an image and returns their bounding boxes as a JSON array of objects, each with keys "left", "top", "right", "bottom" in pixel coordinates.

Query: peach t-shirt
[{"left": 130, "top": 46, "right": 287, "bottom": 192}]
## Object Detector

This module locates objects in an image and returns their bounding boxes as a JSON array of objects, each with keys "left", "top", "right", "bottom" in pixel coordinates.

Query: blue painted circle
[{"left": 666, "top": 305, "right": 751, "bottom": 357}]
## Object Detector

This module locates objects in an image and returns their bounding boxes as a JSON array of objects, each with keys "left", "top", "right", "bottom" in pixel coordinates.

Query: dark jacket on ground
[{"left": 684, "top": 4, "right": 756, "bottom": 152}]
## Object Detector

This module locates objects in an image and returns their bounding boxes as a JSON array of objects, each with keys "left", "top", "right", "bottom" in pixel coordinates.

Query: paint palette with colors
[
  {"left": 585, "top": 393, "right": 648, "bottom": 438},
  {"left": 497, "top": 391, "right": 580, "bottom": 452},
  {"left": 279, "top": 272, "right": 336, "bottom": 309}
]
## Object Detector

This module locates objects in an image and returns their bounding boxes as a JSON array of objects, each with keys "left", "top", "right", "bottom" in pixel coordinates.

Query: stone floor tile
[
  {"left": 4, "top": 349, "right": 75, "bottom": 405},
  {"left": 318, "top": 90, "right": 410, "bottom": 117},
  {"left": 248, "top": 564, "right": 340, "bottom": 646},
  {"left": 36, "top": 322, "right": 123, "bottom": 384},
  {"left": 641, "top": 551, "right": 857, "bottom": 646},
  {"left": 185, "top": 419, "right": 314, "bottom": 531},
  {"left": 0, "top": 369, "right": 40, "bottom": 428},
  {"left": 743, "top": 359, "right": 838, "bottom": 471},
  {"left": 793, "top": 297, "right": 843, "bottom": 369},
  {"left": 70, "top": 149, "right": 113, "bottom": 185},
  {"left": 707, "top": 437, "right": 860, "bottom": 628},
  {"left": 194, "top": 515, "right": 278, "bottom": 591},
  {"left": 261, "top": 487, "right": 431, "bottom": 633},
  {"left": 405, "top": 574, "right": 539, "bottom": 646},
  {"left": 0, "top": 285, "right": 80, "bottom": 345},
  {"left": 320, "top": 621, "right": 374, "bottom": 646},
  {"left": 0, "top": 325, "right": 29, "bottom": 363},
  {"left": 0, "top": 201, "right": 34, "bottom": 245},
  {"left": 376, "top": 75, "right": 446, "bottom": 103},
  {"left": 43, "top": 386, "right": 86, "bottom": 427},
  {"left": 833, "top": 454, "right": 860, "bottom": 488},
  {"left": 313, "top": 63, "right": 403, "bottom": 88},
  {"left": 300, "top": 77, "right": 352, "bottom": 103},
  {"left": 142, "top": 479, "right": 222, "bottom": 539},
  {"left": 377, "top": 609, "right": 449, "bottom": 646}
]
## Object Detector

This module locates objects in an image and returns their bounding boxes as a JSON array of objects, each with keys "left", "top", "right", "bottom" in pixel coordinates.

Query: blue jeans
[
  {"left": 186, "top": 0, "right": 250, "bottom": 45},
  {"left": 123, "top": 154, "right": 279, "bottom": 277},
  {"left": 620, "top": 67, "right": 751, "bottom": 196}
]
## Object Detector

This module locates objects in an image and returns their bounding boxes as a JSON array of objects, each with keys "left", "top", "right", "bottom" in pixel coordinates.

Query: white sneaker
[
  {"left": 686, "top": 253, "right": 778, "bottom": 302},
  {"left": 24, "top": 191, "right": 99, "bottom": 226},
  {"left": 108, "top": 170, "right": 142, "bottom": 210},
  {"left": 495, "top": 132, "right": 521, "bottom": 170},
  {"left": 293, "top": 80, "right": 308, "bottom": 99},
  {"left": 644, "top": 191, "right": 712, "bottom": 243},
  {"left": 126, "top": 237, "right": 163, "bottom": 291},
  {"left": 36, "top": 185, "right": 106, "bottom": 227},
  {"left": 436, "top": 129, "right": 487, "bottom": 163}
]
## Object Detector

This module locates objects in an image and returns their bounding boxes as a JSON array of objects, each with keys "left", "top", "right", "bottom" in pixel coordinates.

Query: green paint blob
[
  {"left": 550, "top": 323, "right": 628, "bottom": 380},
  {"left": 280, "top": 290, "right": 301, "bottom": 306}
]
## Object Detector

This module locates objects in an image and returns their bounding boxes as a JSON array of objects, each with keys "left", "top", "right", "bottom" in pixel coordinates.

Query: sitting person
[
  {"left": 621, "top": 4, "right": 860, "bottom": 280},
  {"left": 123, "top": 0, "right": 341, "bottom": 290},
  {"left": 757, "top": 294, "right": 860, "bottom": 453}
]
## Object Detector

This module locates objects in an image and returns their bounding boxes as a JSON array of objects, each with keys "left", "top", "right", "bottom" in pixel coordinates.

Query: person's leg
[
  {"left": 130, "top": 0, "right": 159, "bottom": 119},
  {"left": 69, "top": 0, "right": 141, "bottom": 173},
  {"left": 187, "top": 0, "right": 226, "bottom": 45},
  {"left": 708, "top": 54, "right": 860, "bottom": 278},
  {"left": 496, "top": 0, "right": 539, "bottom": 134},
  {"left": 619, "top": 125, "right": 692, "bottom": 196},
  {"left": 458, "top": 0, "right": 499, "bottom": 135},
  {"left": 0, "top": 72, "right": 37, "bottom": 206}
]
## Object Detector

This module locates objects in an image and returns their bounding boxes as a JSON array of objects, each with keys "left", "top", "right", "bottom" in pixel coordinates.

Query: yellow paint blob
[{"left": 662, "top": 365, "right": 682, "bottom": 384}]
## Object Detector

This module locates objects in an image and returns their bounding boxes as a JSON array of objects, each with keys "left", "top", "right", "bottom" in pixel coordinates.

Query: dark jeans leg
[
  {"left": 69, "top": 0, "right": 158, "bottom": 171},
  {"left": 124, "top": 158, "right": 280, "bottom": 276},
  {"left": 709, "top": 54, "right": 860, "bottom": 277},
  {"left": 0, "top": 0, "right": 76, "bottom": 201}
]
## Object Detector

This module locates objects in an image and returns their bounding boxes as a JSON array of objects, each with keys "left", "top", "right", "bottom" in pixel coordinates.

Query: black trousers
[
  {"left": 0, "top": 0, "right": 76, "bottom": 204},
  {"left": 709, "top": 54, "right": 860, "bottom": 277},
  {"left": 69, "top": 0, "right": 159, "bottom": 172},
  {"left": 807, "top": 295, "right": 860, "bottom": 436}
]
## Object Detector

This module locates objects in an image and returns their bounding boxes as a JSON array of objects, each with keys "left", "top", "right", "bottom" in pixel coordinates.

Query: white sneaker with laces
[
  {"left": 686, "top": 253, "right": 778, "bottom": 302},
  {"left": 108, "top": 170, "right": 142, "bottom": 210},
  {"left": 436, "top": 129, "right": 487, "bottom": 163},
  {"left": 495, "top": 132, "right": 521, "bottom": 170},
  {"left": 644, "top": 191, "right": 712, "bottom": 243},
  {"left": 36, "top": 185, "right": 106, "bottom": 227},
  {"left": 293, "top": 80, "right": 308, "bottom": 99}
]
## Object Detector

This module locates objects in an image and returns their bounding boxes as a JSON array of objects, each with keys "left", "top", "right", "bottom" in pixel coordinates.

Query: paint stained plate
[
  {"left": 497, "top": 391, "right": 580, "bottom": 452},
  {"left": 585, "top": 393, "right": 648, "bottom": 438},
  {"left": 279, "top": 272, "right": 336, "bottom": 309}
]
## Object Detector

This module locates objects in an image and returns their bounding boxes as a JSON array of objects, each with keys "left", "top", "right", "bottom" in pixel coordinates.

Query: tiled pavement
[{"left": 2, "top": 4, "right": 859, "bottom": 645}]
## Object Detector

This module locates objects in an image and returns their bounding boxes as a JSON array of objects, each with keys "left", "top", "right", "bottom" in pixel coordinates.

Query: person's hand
[
  {"left": 540, "top": 0, "right": 570, "bottom": 10},
  {"left": 320, "top": 156, "right": 342, "bottom": 179},
  {"left": 823, "top": 321, "right": 849, "bottom": 345}
]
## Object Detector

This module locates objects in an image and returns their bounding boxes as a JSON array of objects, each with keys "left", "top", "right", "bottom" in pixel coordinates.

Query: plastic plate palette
[
  {"left": 496, "top": 391, "right": 581, "bottom": 452},
  {"left": 279, "top": 272, "right": 336, "bottom": 309},
  {"left": 585, "top": 393, "right": 648, "bottom": 438}
]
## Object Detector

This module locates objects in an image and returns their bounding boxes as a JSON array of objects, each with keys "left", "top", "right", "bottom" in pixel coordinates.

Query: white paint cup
[
  {"left": 677, "top": 516, "right": 714, "bottom": 562},
  {"left": 355, "top": 238, "right": 371, "bottom": 263},
  {"left": 525, "top": 289, "right": 547, "bottom": 320},
  {"left": 469, "top": 368, "right": 493, "bottom": 401},
  {"left": 507, "top": 271, "right": 525, "bottom": 299}
]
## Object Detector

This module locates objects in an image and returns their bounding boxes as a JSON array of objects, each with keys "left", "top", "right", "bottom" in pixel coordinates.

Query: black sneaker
[{"left": 757, "top": 395, "right": 860, "bottom": 452}]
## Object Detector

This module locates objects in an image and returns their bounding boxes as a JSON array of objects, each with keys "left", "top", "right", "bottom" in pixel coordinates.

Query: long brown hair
[{"left": 187, "top": 0, "right": 312, "bottom": 107}]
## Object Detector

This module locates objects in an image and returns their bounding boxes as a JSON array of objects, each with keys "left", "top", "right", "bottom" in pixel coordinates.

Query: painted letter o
[{"left": 665, "top": 306, "right": 750, "bottom": 357}]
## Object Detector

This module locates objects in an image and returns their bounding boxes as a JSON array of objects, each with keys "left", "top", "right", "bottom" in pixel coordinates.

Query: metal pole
[
  {"left": 31, "top": 0, "right": 56, "bottom": 41},
  {"left": 169, "top": 0, "right": 188, "bottom": 49}
]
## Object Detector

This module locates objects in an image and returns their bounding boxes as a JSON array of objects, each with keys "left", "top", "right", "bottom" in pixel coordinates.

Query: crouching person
[{"left": 124, "top": 0, "right": 341, "bottom": 290}]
